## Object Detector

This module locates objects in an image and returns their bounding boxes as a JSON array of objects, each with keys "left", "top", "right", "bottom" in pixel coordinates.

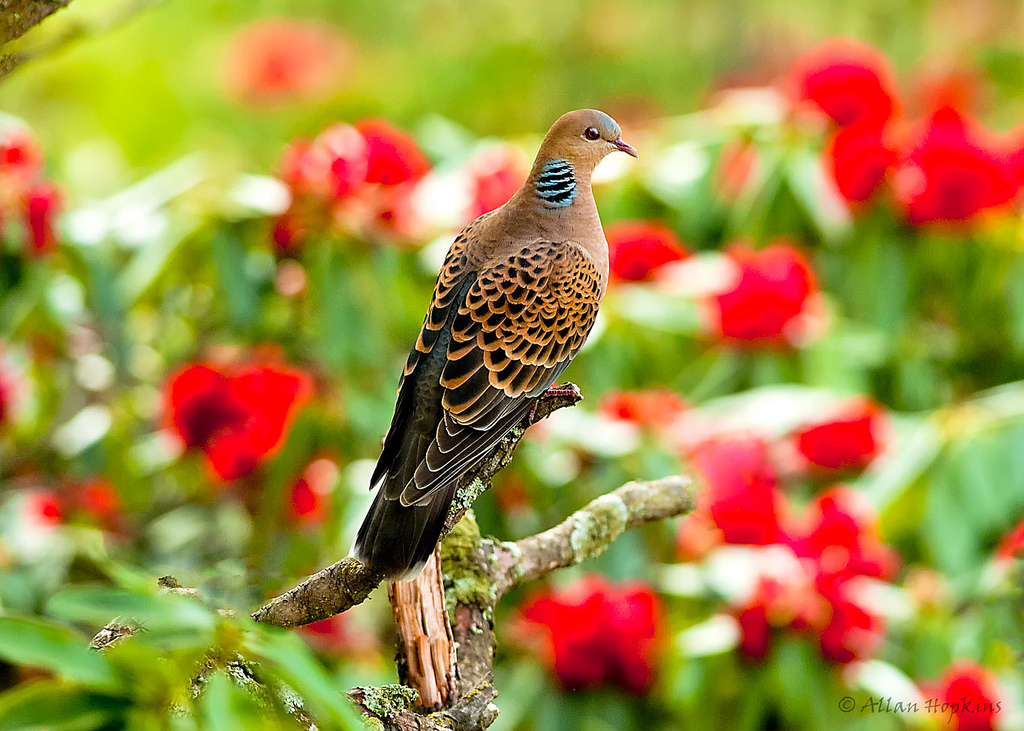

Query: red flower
[
  {"left": 518, "top": 576, "right": 662, "bottom": 695},
  {"left": 924, "top": 662, "right": 1003, "bottom": 731},
  {"left": 23, "top": 181, "right": 61, "bottom": 255},
  {"left": 789, "top": 38, "right": 899, "bottom": 128},
  {"left": 464, "top": 146, "right": 527, "bottom": 221},
  {"left": 893, "top": 107, "right": 1020, "bottom": 225},
  {"left": 790, "top": 488, "right": 898, "bottom": 580},
  {"left": 26, "top": 491, "right": 63, "bottom": 526},
  {"left": 682, "top": 438, "right": 785, "bottom": 547},
  {"left": 814, "top": 575, "right": 885, "bottom": 664},
  {"left": 165, "top": 362, "right": 312, "bottom": 482},
  {"left": 75, "top": 479, "right": 122, "bottom": 521},
  {"left": 607, "top": 221, "right": 690, "bottom": 283},
  {"left": 355, "top": 119, "right": 430, "bottom": 187},
  {"left": 827, "top": 122, "right": 897, "bottom": 203},
  {"left": 735, "top": 595, "right": 772, "bottom": 660},
  {"left": 792, "top": 398, "right": 886, "bottom": 474},
  {"left": 300, "top": 614, "right": 351, "bottom": 654},
  {"left": 733, "top": 574, "right": 824, "bottom": 661},
  {"left": 599, "top": 389, "right": 687, "bottom": 430},
  {"left": 0, "top": 128, "right": 42, "bottom": 180},
  {"left": 0, "top": 359, "right": 13, "bottom": 429},
  {"left": 996, "top": 517, "right": 1024, "bottom": 563},
  {"left": 289, "top": 458, "right": 338, "bottom": 525},
  {"left": 708, "top": 243, "right": 817, "bottom": 346},
  {"left": 222, "top": 19, "right": 352, "bottom": 106}
]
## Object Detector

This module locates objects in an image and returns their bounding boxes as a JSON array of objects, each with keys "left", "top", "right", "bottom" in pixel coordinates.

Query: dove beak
[{"left": 611, "top": 139, "right": 639, "bottom": 159}]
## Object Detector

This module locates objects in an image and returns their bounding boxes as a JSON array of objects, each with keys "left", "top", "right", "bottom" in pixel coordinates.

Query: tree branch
[
  {"left": 492, "top": 475, "right": 696, "bottom": 597},
  {"left": 250, "top": 384, "right": 583, "bottom": 628},
  {"left": 0, "top": 0, "right": 75, "bottom": 47}
]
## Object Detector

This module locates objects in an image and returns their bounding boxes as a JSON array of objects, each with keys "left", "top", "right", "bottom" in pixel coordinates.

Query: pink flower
[
  {"left": 222, "top": 19, "right": 352, "bottom": 106},
  {"left": 789, "top": 38, "right": 899, "bottom": 128}
]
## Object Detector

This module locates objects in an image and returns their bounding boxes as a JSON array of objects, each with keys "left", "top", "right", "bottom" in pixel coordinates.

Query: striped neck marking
[{"left": 534, "top": 158, "right": 577, "bottom": 208}]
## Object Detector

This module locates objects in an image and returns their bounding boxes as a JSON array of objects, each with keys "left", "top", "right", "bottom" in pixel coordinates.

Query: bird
[{"left": 353, "top": 109, "right": 638, "bottom": 580}]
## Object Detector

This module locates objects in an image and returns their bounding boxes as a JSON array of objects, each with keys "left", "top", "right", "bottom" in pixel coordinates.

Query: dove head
[
  {"left": 528, "top": 109, "right": 637, "bottom": 209},
  {"left": 538, "top": 109, "right": 638, "bottom": 168}
]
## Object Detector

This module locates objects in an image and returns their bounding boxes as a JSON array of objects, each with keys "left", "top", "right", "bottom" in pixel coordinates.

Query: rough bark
[
  {"left": 0, "top": 0, "right": 74, "bottom": 46},
  {"left": 387, "top": 548, "right": 456, "bottom": 708}
]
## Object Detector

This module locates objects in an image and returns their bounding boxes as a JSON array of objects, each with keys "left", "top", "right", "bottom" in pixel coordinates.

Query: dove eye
[{"left": 583, "top": 127, "right": 601, "bottom": 141}]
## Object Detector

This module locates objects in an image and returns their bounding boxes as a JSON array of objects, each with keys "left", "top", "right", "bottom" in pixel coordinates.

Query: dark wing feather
[
  {"left": 400, "top": 240, "right": 603, "bottom": 506},
  {"left": 368, "top": 232, "right": 473, "bottom": 490}
]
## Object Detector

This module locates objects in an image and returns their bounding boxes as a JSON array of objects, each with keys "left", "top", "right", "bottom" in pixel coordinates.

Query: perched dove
[{"left": 353, "top": 109, "right": 638, "bottom": 579}]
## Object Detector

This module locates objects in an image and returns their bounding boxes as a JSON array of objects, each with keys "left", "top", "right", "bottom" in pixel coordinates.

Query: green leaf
[
  {"left": 0, "top": 681, "right": 124, "bottom": 731},
  {"left": 47, "top": 587, "right": 216, "bottom": 640},
  {"left": 244, "top": 628, "right": 363, "bottom": 730},
  {"left": 0, "top": 617, "right": 117, "bottom": 690},
  {"left": 211, "top": 229, "right": 261, "bottom": 332}
]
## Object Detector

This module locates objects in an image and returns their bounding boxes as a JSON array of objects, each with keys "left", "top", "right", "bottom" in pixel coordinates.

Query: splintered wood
[{"left": 387, "top": 548, "right": 456, "bottom": 708}]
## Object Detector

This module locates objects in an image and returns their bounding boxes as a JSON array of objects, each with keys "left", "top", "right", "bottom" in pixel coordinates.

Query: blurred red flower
[
  {"left": 792, "top": 398, "right": 886, "bottom": 474},
  {"left": 708, "top": 243, "right": 817, "bottom": 346},
  {"left": 734, "top": 574, "right": 824, "bottom": 661},
  {"left": 0, "top": 128, "right": 42, "bottom": 180},
  {"left": 790, "top": 488, "right": 898, "bottom": 581},
  {"left": 814, "top": 575, "right": 885, "bottom": 664},
  {"left": 356, "top": 119, "right": 430, "bottom": 187},
  {"left": 996, "top": 516, "right": 1024, "bottom": 562},
  {"left": 827, "top": 121, "right": 897, "bottom": 203},
  {"left": 789, "top": 37, "right": 899, "bottom": 128},
  {"left": 464, "top": 146, "right": 527, "bottom": 221},
  {"left": 518, "top": 575, "right": 662, "bottom": 695},
  {"left": 26, "top": 491, "right": 63, "bottom": 526},
  {"left": 682, "top": 438, "right": 785, "bottom": 547},
  {"left": 599, "top": 389, "right": 687, "bottom": 430},
  {"left": 280, "top": 125, "right": 369, "bottom": 201},
  {"left": 607, "top": 221, "right": 690, "bottom": 282},
  {"left": 165, "top": 362, "right": 313, "bottom": 481},
  {"left": 923, "top": 662, "right": 1003, "bottom": 731},
  {"left": 893, "top": 107, "right": 1020, "bottom": 225},
  {"left": 74, "top": 479, "right": 122, "bottom": 521},
  {"left": 0, "top": 360, "right": 13, "bottom": 430},
  {"left": 23, "top": 181, "right": 61, "bottom": 255},
  {"left": 222, "top": 19, "right": 352, "bottom": 106},
  {"left": 300, "top": 614, "right": 351, "bottom": 654},
  {"left": 289, "top": 457, "right": 338, "bottom": 525}
]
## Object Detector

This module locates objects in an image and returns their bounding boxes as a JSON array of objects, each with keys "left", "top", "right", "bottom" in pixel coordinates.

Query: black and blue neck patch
[{"left": 534, "top": 158, "right": 577, "bottom": 208}]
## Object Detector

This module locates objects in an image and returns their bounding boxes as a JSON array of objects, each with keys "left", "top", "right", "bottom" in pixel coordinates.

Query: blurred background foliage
[{"left": 2, "top": 0, "right": 1024, "bottom": 729}]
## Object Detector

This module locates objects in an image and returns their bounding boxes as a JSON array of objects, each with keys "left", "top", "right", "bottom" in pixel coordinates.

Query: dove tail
[{"left": 352, "top": 478, "right": 457, "bottom": 581}]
